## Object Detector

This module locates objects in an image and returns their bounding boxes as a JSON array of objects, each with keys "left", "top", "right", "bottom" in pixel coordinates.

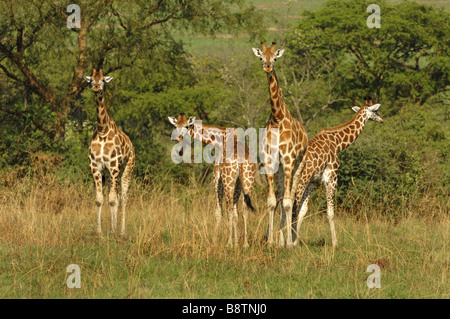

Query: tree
[
  {"left": 0, "top": 0, "right": 263, "bottom": 139},
  {"left": 286, "top": 0, "right": 450, "bottom": 106}
]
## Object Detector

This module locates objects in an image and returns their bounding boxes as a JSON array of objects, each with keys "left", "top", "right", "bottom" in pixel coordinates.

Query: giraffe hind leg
[
  {"left": 325, "top": 171, "right": 338, "bottom": 249},
  {"left": 213, "top": 173, "right": 224, "bottom": 245},
  {"left": 120, "top": 153, "right": 135, "bottom": 238}
]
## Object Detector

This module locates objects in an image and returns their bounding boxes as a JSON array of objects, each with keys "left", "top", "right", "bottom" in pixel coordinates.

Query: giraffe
[
  {"left": 84, "top": 69, "right": 135, "bottom": 237},
  {"left": 252, "top": 42, "right": 308, "bottom": 247},
  {"left": 290, "top": 99, "right": 383, "bottom": 249},
  {"left": 168, "top": 114, "right": 256, "bottom": 247}
]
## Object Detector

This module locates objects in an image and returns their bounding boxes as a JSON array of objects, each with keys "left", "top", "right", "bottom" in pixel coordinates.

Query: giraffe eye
[{"left": 260, "top": 57, "right": 262, "bottom": 61}]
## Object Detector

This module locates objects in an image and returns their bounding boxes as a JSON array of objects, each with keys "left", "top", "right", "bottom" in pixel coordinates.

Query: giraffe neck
[
  {"left": 324, "top": 108, "right": 368, "bottom": 153},
  {"left": 95, "top": 92, "right": 112, "bottom": 136},
  {"left": 189, "top": 123, "right": 234, "bottom": 149},
  {"left": 267, "top": 70, "right": 289, "bottom": 123}
]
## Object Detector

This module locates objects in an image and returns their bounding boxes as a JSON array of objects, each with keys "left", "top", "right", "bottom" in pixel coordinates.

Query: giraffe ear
[
  {"left": 252, "top": 48, "right": 262, "bottom": 57},
  {"left": 168, "top": 117, "right": 177, "bottom": 125},
  {"left": 352, "top": 106, "right": 360, "bottom": 113},
  {"left": 84, "top": 76, "right": 92, "bottom": 83},
  {"left": 188, "top": 117, "right": 196, "bottom": 126},
  {"left": 104, "top": 76, "right": 113, "bottom": 83},
  {"left": 274, "top": 49, "right": 285, "bottom": 59},
  {"left": 368, "top": 104, "right": 381, "bottom": 112}
]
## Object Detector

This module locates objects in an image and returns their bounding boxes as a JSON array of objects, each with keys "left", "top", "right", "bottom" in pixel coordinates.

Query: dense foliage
[{"left": 1, "top": 0, "right": 448, "bottom": 215}]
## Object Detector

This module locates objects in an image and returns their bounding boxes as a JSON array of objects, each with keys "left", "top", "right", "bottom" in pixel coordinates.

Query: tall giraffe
[
  {"left": 290, "top": 101, "right": 383, "bottom": 248},
  {"left": 84, "top": 69, "right": 135, "bottom": 237},
  {"left": 168, "top": 114, "right": 256, "bottom": 247},
  {"left": 252, "top": 42, "right": 308, "bottom": 247}
]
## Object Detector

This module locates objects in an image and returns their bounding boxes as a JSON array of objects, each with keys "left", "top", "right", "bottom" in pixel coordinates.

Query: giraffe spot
[
  {"left": 343, "top": 135, "right": 349, "bottom": 143},
  {"left": 349, "top": 135, "right": 355, "bottom": 143},
  {"left": 103, "top": 143, "right": 112, "bottom": 154},
  {"left": 111, "top": 149, "right": 116, "bottom": 159},
  {"left": 110, "top": 160, "right": 116, "bottom": 167}
]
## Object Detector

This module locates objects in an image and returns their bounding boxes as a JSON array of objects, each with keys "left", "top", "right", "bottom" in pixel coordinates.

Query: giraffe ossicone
[{"left": 86, "top": 69, "right": 135, "bottom": 237}]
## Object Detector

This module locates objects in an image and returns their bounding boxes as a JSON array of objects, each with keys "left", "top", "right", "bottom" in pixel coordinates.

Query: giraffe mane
[{"left": 319, "top": 107, "right": 365, "bottom": 134}]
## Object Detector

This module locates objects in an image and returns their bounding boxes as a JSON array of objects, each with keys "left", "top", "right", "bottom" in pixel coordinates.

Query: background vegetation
[{"left": 0, "top": 0, "right": 448, "bottom": 298}]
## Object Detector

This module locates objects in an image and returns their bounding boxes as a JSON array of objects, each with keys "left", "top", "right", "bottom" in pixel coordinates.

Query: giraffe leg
[
  {"left": 242, "top": 197, "right": 249, "bottom": 248},
  {"left": 281, "top": 162, "right": 295, "bottom": 248},
  {"left": 240, "top": 163, "right": 255, "bottom": 248},
  {"left": 325, "top": 172, "right": 338, "bottom": 249},
  {"left": 293, "top": 183, "right": 314, "bottom": 246},
  {"left": 91, "top": 166, "right": 103, "bottom": 235},
  {"left": 120, "top": 154, "right": 135, "bottom": 238},
  {"left": 213, "top": 168, "right": 224, "bottom": 245},
  {"left": 109, "top": 167, "right": 120, "bottom": 235},
  {"left": 273, "top": 167, "right": 287, "bottom": 247},
  {"left": 222, "top": 171, "right": 235, "bottom": 247},
  {"left": 225, "top": 192, "right": 234, "bottom": 247},
  {"left": 232, "top": 178, "right": 242, "bottom": 246},
  {"left": 264, "top": 172, "right": 277, "bottom": 245}
]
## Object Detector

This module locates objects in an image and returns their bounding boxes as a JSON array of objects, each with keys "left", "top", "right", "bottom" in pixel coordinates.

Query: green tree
[
  {"left": 286, "top": 0, "right": 450, "bottom": 107},
  {"left": 0, "top": 0, "right": 263, "bottom": 139}
]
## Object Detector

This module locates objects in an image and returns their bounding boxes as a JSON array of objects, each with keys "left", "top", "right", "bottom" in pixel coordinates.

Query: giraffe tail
[{"left": 244, "top": 194, "right": 256, "bottom": 212}]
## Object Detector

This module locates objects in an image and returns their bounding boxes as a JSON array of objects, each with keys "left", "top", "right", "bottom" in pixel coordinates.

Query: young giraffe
[
  {"left": 168, "top": 114, "right": 256, "bottom": 247},
  {"left": 252, "top": 42, "right": 308, "bottom": 247},
  {"left": 84, "top": 69, "right": 135, "bottom": 237},
  {"left": 290, "top": 99, "right": 383, "bottom": 248}
]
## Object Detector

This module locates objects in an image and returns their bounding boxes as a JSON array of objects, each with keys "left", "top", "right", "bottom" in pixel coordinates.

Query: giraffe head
[
  {"left": 252, "top": 42, "right": 284, "bottom": 74},
  {"left": 84, "top": 69, "right": 113, "bottom": 93},
  {"left": 168, "top": 113, "right": 196, "bottom": 142},
  {"left": 352, "top": 103, "right": 384, "bottom": 123}
]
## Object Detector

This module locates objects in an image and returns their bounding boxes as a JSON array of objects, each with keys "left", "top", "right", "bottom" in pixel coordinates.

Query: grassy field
[
  {"left": 183, "top": 0, "right": 450, "bottom": 56},
  {"left": 0, "top": 173, "right": 447, "bottom": 298}
]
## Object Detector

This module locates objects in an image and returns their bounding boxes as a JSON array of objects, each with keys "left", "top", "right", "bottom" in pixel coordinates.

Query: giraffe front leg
[
  {"left": 242, "top": 198, "right": 249, "bottom": 248},
  {"left": 224, "top": 184, "right": 235, "bottom": 247},
  {"left": 91, "top": 167, "right": 104, "bottom": 236},
  {"left": 279, "top": 164, "right": 295, "bottom": 247},
  {"left": 265, "top": 173, "right": 277, "bottom": 246},
  {"left": 232, "top": 180, "right": 241, "bottom": 247}
]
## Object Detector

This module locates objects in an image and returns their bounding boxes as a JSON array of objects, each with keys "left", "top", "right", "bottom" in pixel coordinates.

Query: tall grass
[{"left": 0, "top": 164, "right": 448, "bottom": 298}]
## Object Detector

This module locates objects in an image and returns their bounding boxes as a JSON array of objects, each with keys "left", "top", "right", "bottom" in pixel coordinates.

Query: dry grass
[{"left": 0, "top": 170, "right": 448, "bottom": 298}]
